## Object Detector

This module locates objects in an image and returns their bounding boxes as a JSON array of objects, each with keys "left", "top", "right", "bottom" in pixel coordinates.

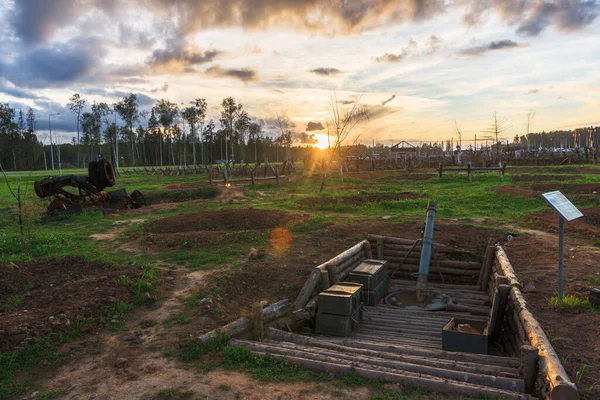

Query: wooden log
[
  {"left": 362, "top": 241, "right": 373, "bottom": 259},
  {"left": 197, "top": 299, "right": 289, "bottom": 344},
  {"left": 318, "top": 267, "right": 330, "bottom": 292},
  {"left": 381, "top": 242, "right": 475, "bottom": 256},
  {"left": 367, "top": 234, "right": 474, "bottom": 254},
  {"left": 491, "top": 284, "right": 510, "bottom": 341},
  {"left": 520, "top": 345, "right": 539, "bottom": 395},
  {"left": 252, "top": 302, "right": 264, "bottom": 341},
  {"left": 383, "top": 256, "right": 481, "bottom": 270},
  {"left": 236, "top": 340, "right": 525, "bottom": 392},
  {"left": 330, "top": 251, "right": 364, "bottom": 276},
  {"left": 478, "top": 245, "right": 496, "bottom": 291},
  {"left": 386, "top": 263, "right": 479, "bottom": 277},
  {"left": 496, "top": 246, "right": 522, "bottom": 288},
  {"left": 446, "top": 303, "right": 490, "bottom": 316},
  {"left": 293, "top": 269, "right": 320, "bottom": 310},
  {"left": 235, "top": 348, "right": 533, "bottom": 399},
  {"left": 264, "top": 329, "right": 519, "bottom": 377},
  {"left": 376, "top": 237, "right": 384, "bottom": 260},
  {"left": 265, "top": 328, "right": 521, "bottom": 368},
  {"left": 509, "top": 288, "right": 579, "bottom": 399}
]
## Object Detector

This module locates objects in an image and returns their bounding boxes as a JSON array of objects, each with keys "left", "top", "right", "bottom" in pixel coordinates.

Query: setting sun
[{"left": 313, "top": 133, "right": 329, "bottom": 150}]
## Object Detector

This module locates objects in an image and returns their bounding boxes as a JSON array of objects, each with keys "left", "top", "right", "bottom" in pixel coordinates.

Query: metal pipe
[{"left": 416, "top": 201, "right": 437, "bottom": 302}]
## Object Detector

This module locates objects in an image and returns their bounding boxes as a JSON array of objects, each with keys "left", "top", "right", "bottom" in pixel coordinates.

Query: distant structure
[{"left": 390, "top": 141, "right": 417, "bottom": 155}]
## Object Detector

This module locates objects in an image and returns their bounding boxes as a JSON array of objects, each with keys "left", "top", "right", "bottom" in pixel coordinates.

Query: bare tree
[
  {"left": 320, "top": 92, "right": 369, "bottom": 191},
  {"left": 483, "top": 111, "right": 510, "bottom": 160},
  {"left": 525, "top": 111, "right": 535, "bottom": 151},
  {"left": 67, "top": 93, "right": 86, "bottom": 168}
]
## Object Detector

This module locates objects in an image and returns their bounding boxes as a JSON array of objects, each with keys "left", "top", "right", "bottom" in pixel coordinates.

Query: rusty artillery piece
[{"left": 34, "top": 159, "right": 145, "bottom": 213}]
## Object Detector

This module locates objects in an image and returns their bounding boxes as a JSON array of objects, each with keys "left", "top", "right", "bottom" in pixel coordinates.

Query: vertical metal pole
[
  {"left": 416, "top": 202, "right": 437, "bottom": 302},
  {"left": 558, "top": 216, "right": 565, "bottom": 301},
  {"left": 49, "top": 115, "right": 55, "bottom": 171}
]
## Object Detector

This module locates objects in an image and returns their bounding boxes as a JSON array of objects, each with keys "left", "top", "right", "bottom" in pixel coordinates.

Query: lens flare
[{"left": 269, "top": 227, "right": 293, "bottom": 253}]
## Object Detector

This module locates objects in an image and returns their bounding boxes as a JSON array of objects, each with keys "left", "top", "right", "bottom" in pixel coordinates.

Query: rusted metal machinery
[{"left": 34, "top": 159, "right": 145, "bottom": 213}]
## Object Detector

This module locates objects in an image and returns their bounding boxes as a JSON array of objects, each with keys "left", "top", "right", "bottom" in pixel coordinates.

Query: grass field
[{"left": 1, "top": 165, "right": 599, "bottom": 399}]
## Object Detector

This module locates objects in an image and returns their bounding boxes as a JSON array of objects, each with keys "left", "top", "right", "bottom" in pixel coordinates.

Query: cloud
[
  {"left": 150, "top": 82, "right": 169, "bottom": 93},
  {"left": 309, "top": 67, "right": 342, "bottom": 76},
  {"left": 306, "top": 121, "right": 325, "bottom": 131},
  {"left": 119, "top": 23, "right": 154, "bottom": 48},
  {"left": 6, "top": 0, "right": 597, "bottom": 50},
  {"left": 0, "top": 78, "right": 43, "bottom": 100},
  {"left": 381, "top": 94, "right": 396, "bottom": 105},
  {"left": 205, "top": 65, "right": 259, "bottom": 83},
  {"left": 526, "top": 88, "right": 540, "bottom": 94},
  {"left": 426, "top": 34, "right": 443, "bottom": 54},
  {"left": 463, "top": 0, "right": 598, "bottom": 36},
  {"left": 458, "top": 39, "right": 523, "bottom": 56},
  {"left": 374, "top": 53, "right": 404, "bottom": 63},
  {"left": 147, "top": 38, "right": 222, "bottom": 72},
  {"left": 0, "top": 36, "right": 108, "bottom": 88}
]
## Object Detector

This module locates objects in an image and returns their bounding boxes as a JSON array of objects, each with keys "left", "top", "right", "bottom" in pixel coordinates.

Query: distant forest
[{"left": 0, "top": 94, "right": 599, "bottom": 171}]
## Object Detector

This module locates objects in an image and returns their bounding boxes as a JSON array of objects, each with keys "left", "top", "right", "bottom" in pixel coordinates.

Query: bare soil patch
[
  {"left": 531, "top": 183, "right": 600, "bottom": 194},
  {"left": 511, "top": 174, "right": 580, "bottom": 182},
  {"left": 298, "top": 192, "right": 424, "bottom": 208},
  {"left": 0, "top": 256, "right": 140, "bottom": 351},
  {"left": 510, "top": 167, "right": 600, "bottom": 175},
  {"left": 496, "top": 183, "right": 600, "bottom": 198},
  {"left": 146, "top": 208, "right": 304, "bottom": 234},
  {"left": 525, "top": 207, "right": 600, "bottom": 241},
  {"left": 503, "top": 236, "right": 600, "bottom": 398}
]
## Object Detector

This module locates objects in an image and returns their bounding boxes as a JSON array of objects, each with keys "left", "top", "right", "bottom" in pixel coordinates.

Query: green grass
[
  {"left": 152, "top": 387, "right": 194, "bottom": 400},
  {"left": 593, "top": 239, "right": 600, "bottom": 248},
  {"left": 179, "top": 334, "right": 231, "bottom": 361},
  {"left": 548, "top": 293, "right": 599, "bottom": 312}
]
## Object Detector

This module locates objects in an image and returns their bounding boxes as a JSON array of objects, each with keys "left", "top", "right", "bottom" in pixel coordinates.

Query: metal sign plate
[{"left": 541, "top": 191, "right": 583, "bottom": 221}]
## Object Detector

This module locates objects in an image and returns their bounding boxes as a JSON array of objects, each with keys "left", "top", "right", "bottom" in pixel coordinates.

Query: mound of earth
[
  {"left": 298, "top": 192, "right": 423, "bottom": 208},
  {"left": 145, "top": 231, "right": 260, "bottom": 249},
  {"left": 146, "top": 209, "right": 303, "bottom": 234},
  {"left": 511, "top": 174, "right": 579, "bottom": 182},
  {"left": 496, "top": 183, "right": 600, "bottom": 198},
  {"left": 525, "top": 207, "right": 600, "bottom": 241},
  {"left": 0, "top": 256, "right": 140, "bottom": 351},
  {"left": 531, "top": 183, "right": 600, "bottom": 194}
]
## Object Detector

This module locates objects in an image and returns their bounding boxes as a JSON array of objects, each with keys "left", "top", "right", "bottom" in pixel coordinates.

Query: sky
[{"left": 0, "top": 0, "right": 599, "bottom": 147}]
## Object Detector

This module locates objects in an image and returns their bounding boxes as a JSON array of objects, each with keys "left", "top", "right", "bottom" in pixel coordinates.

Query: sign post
[{"left": 541, "top": 191, "right": 583, "bottom": 301}]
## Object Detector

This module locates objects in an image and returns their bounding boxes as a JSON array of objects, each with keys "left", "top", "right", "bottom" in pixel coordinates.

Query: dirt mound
[
  {"left": 144, "top": 185, "right": 220, "bottom": 204},
  {"left": 531, "top": 183, "right": 600, "bottom": 194},
  {"left": 298, "top": 192, "right": 423, "bottom": 208},
  {"left": 146, "top": 209, "right": 302, "bottom": 234},
  {"left": 511, "top": 175, "right": 579, "bottom": 182},
  {"left": 496, "top": 183, "right": 600, "bottom": 199},
  {"left": 145, "top": 231, "right": 255, "bottom": 249},
  {"left": 0, "top": 256, "right": 140, "bottom": 351},
  {"left": 495, "top": 186, "right": 537, "bottom": 198},
  {"left": 526, "top": 207, "right": 600, "bottom": 241}
]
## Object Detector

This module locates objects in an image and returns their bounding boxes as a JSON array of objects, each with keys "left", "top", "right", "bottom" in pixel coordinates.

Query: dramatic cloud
[
  {"left": 426, "top": 34, "right": 443, "bottom": 54},
  {"left": 375, "top": 53, "right": 404, "bottom": 63},
  {"left": 147, "top": 38, "right": 222, "bottom": 72},
  {"left": 381, "top": 94, "right": 396, "bottom": 105},
  {"left": 462, "top": 0, "right": 598, "bottom": 36},
  {"left": 309, "top": 67, "right": 342, "bottom": 76},
  {"left": 306, "top": 121, "right": 325, "bottom": 131},
  {"left": 205, "top": 65, "right": 259, "bottom": 83},
  {"left": 0, "top": 37, "right": 108, "bottom": 88},
  {"left": 7, "top": 0, "right": 597, "bottom": 50},
  {"left": 458, "top": 39, "right": 522, "bottom": 56},
  {"left": 0, "top": 78, "right": 43, "bottom": 100}
]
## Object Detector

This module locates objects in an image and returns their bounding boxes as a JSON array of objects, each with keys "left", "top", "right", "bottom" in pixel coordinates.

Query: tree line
[{"left": 0, "top": 94, "right": 304, "bottom": 171}]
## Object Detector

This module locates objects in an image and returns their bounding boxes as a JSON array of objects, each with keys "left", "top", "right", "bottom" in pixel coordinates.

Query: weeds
[
  {"left": 548, "top": 293, "right": 599, "bottom": 312},
  {"left": 179, "top": 333, "right": 231, "bottom": 361}
]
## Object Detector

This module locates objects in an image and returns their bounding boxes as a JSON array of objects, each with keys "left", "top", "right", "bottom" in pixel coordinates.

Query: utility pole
[
  {"left": 48, "top": 113, "right": 60, "bottom": 171},
  {"left": 114, "top": 106, "right": 120, "bottom": 168}
]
